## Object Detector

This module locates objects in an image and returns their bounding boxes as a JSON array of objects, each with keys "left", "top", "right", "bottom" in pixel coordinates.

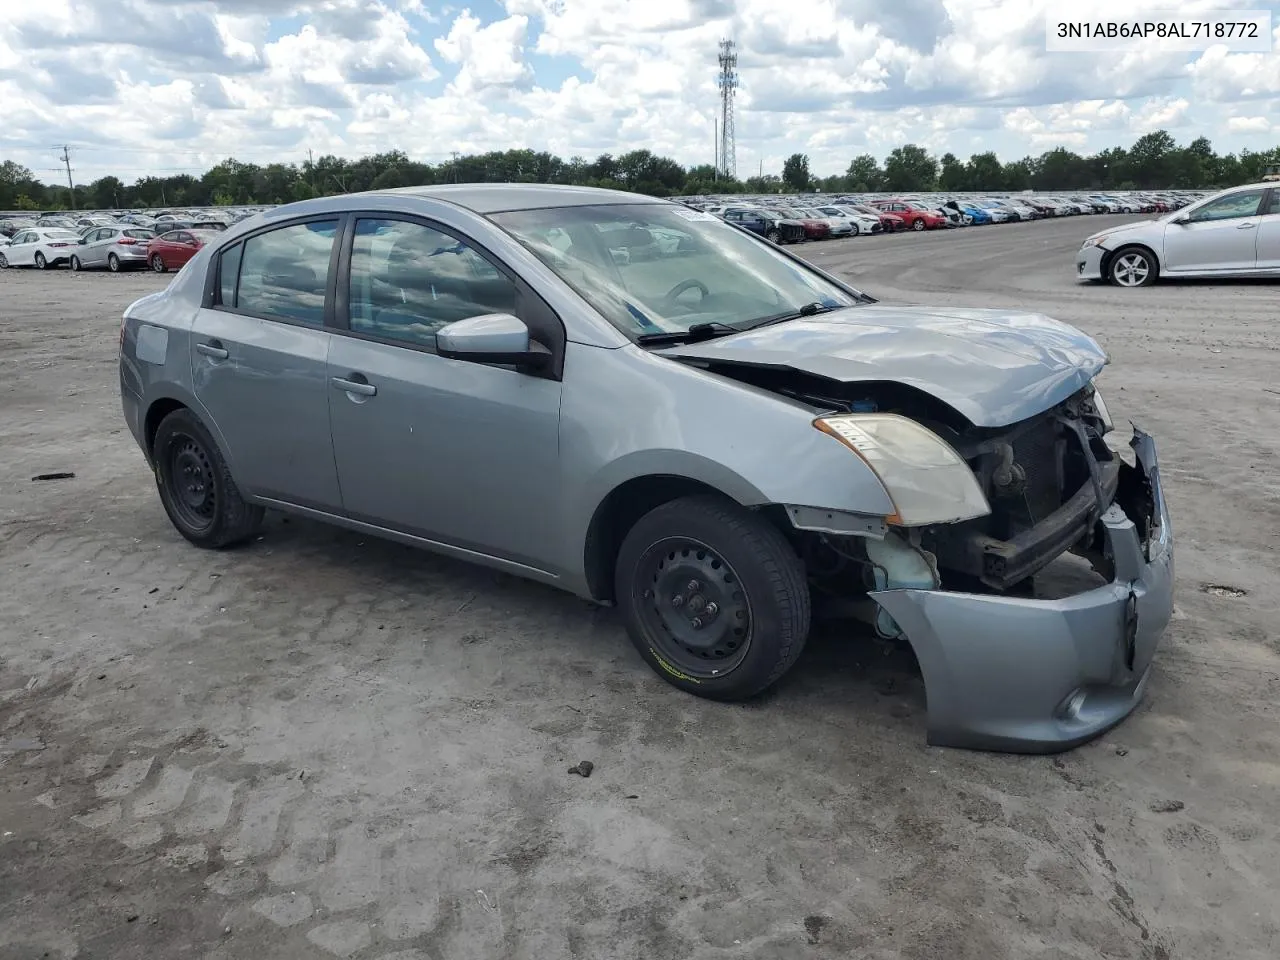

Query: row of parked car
[
  {"left": 0, "top": 208, "right": 264, "bottom": 272},
  {"left": 679, "top": 191, "right": 1205, "bottom": 242}
]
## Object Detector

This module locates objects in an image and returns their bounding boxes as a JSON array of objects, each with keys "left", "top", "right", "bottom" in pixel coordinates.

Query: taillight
[
  {"left": 118, "top": 237, "right": 137, "bottom": 245},
  {"left": 49, "top": 242, "right": 72, "bottom": 248}
]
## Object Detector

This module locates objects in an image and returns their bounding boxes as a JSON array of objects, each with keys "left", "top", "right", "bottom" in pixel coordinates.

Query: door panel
[
  {"left": 190, "top": 217, "right": 344, "bottom": 510},
  {"left": 191, "top": 310, "right": 342, "bottom": 509},
  {"left": 1256, "top": 192, "right": 1280, "bottom": 271},
  {"left": 1162, "top": 189, "right": 1265, "bottom": 273},
  {"left": 327, "top": 337, "right": 562, "bottom": 568}
]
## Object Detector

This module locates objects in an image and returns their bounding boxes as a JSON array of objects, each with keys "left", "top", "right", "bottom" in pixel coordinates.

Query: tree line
[{"left": 2, "top": 131, "right": 1276, "bottom": 212}]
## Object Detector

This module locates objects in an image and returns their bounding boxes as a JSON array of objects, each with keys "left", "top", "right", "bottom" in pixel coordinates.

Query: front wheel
[
  {"left": 34, "top": 252, "right": 47, "bottom": 269},
  {"left": 153, "top": 408, "right": 264, "bottom": 548},
  {"left": 849, "top": 222, "right": 860, "bottom": 236},
  {"left": 70, "top": 255, "right": 82, "bottom": 271},
  {"left": 766, "top": 228, "right": 781, "bottom": 244},
  {"left": 107, "top": 253, "right": 121, "bottom": 272},
  {"left": 151, "top": 254, "right": 167, "bottom": 273},
  {"left": 614, "top": 495, "right": 811, "bottom": 701},
  {"left": 911, "top": 217, "right": 925, "bottom": 231},
  {"left": 1109, "top": 247, "right": 1158, "bottom": 287},
  {"left": 0, "top": 253, "right": 7, "bottom": 269}
]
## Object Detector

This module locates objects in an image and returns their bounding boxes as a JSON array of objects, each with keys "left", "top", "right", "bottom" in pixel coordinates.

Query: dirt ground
[{"left": 1, "top": 217, "right": 1277, "bottom": 960}]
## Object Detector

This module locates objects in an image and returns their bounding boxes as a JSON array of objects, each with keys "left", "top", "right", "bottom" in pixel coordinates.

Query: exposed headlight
[
  {"left": 813, "top": 413, "right": 991, "bottom": 526},
  {"left": 1089, "top": 385, "right": 1114, "bottom": 433},
  {"left": 1081, "top": 235, "right": 1109, "bottom": 248}
]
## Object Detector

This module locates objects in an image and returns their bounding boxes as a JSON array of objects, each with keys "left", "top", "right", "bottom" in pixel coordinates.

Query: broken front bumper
[{"left": 870, "top": 428, "right": 1173, "bottom": 754}]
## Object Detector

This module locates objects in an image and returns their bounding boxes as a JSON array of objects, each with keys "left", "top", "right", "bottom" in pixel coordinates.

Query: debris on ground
[
  {"left": 0, "top": 738, "right": 46, "bottom": 753},
  {"left": 1203, "top": 584, "right": 1247, "bottom": 599},
  {"left": 804, "top": 915, "right": 830, "bottom": 944},
  {"left": 31, "top": 472, "right": 76, "bottom": 482},
  {"left": 567, "top": 760, "right": 594, "bottom": 778},
  {"left": 1149, "top": 799, "right": 1185, "bottom": 813}
]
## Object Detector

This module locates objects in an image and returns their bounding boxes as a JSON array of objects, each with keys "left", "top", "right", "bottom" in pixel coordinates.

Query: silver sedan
[
  {"left": 119, "top": 184, "right": 1174, "bottom": 753},
  {"left": 1078, "top": 180, "right": 1280, "bottom": 285}
]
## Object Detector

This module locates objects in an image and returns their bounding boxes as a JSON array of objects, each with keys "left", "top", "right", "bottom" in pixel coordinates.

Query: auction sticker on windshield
[{"left": 671, "top": 208, "right": 719, "bottom": 221}]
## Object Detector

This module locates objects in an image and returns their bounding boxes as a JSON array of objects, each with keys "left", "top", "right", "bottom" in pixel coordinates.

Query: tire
[
  {"left": 151, "top": 254, "right": 167, "bottom": 273},
  {"left": 152, "top": 408, "right": 264, "bottom": 548},
  {"left": 34, "top": 252, "right": 47, "bottom": 269},
  {"left": 2, "top": 252, "right": 12, "bottom": 269},
  {"left": 614, "top": 494, "right": 811, "bottom": 701},
  {"left": 766, "top": 229, "right": 781, "bottom": 244},
  {"left": 107, "top": 253, "right": 121, "bottom": 273},
  {"left": 1108, "top": 246, "right": 1158, "bottom": 287},
  {"left": 849, "top": 222, "right": 860, "bottom": 236},
  {"left": 70, "top": 255, "right": 82, "bottom": 272},
  {"left": 911, "top": 217, "right": 925, "bottom": 231}
]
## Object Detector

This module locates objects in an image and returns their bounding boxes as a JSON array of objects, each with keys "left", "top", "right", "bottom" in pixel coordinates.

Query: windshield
[
  {"left": 491, "top": 203, "right": 859, "bottom": 338},
  {"left": 44, "top": 229, "right": 79, "bottom": 239}
]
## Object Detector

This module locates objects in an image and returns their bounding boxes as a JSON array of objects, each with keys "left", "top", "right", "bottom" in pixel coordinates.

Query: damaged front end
[{"left": 785, "top": 385, "right": 1174, "bottom": 753}]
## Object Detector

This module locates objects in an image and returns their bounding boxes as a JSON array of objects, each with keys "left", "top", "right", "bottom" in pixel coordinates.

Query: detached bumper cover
[
  {"left": 1077, "top": 244, "right": 1106, "bottom": 280},
  {"left": 870, "top": 428, "right": 1173, "bottom": 753}
]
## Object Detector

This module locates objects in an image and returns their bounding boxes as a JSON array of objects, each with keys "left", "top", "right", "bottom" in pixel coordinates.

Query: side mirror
[
  {"left": 436, "top": 313, "right": 550, "bottom": 371},
  {"left": 1171, "top": 214, "right": 1189, "bottom": 225},
  {"left": 78, "top": 238, "right": 87, "bottom": 244}
]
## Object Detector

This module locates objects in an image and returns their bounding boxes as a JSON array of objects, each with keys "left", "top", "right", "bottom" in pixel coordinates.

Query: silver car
[
  {"left": 120, "top": 185, "right": 1174, "bottom": 753},
  {"left": 1078, "top": 181, "right": 1280, "bottom": 285},
  {"left": 70, "top": 225, "right": 156, "bottom": 272}
]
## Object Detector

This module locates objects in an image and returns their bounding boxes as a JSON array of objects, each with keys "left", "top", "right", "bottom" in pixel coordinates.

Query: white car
[
  {"left": 1077, "top": 181, "right": 1280, "bottom": 285},
  {"left": 814, "top": 205, "right": 880, "bottom": 235},
  {"left": 0, "top": 227, "right": 82, "bottom": 269}
]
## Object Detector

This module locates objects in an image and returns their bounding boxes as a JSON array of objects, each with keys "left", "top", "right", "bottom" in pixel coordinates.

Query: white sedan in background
[
  {"left": 0, "top": 227, "right": 83, "bottom": 269},
  {"left": 814, "top": 204, "right": 881, "bottom": 235}
]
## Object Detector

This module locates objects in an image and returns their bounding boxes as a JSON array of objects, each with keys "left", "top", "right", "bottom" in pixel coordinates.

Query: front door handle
[
  {"left": 196, "top": 341, "right": 229, "bottom": 360},
  {"left": 1237, "top": 222, "right": 1256, "bottom": 229},
  {"left": 331, "top": 376, "right": 377, "bottom": 397}
]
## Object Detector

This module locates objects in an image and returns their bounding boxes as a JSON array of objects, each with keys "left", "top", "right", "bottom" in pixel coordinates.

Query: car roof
[{"left": 360, "top": 183, "right": 664, "bottom": 214}]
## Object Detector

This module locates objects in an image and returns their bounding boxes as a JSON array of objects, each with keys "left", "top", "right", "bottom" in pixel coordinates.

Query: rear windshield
[
  {"left": 190, "top": 230, "right": 219, "bottom": 242},
  {"left": 44, "top": 229, "right": 79, "bottom": 239},
  {"left": 123, "top": 229, "right": 154, "bottom": 239}
]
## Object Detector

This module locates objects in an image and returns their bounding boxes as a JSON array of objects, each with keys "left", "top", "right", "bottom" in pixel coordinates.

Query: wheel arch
[
  {"left": 1104, "top": 241, "right": 1161, "bottom": 278},
  {"left": 582, "top": 474, "right": 749, "bottom": 604}
]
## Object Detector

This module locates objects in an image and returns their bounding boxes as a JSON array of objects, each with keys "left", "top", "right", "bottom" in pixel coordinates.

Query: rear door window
[{"left": 234, "top": 220, "right": 338, "bottom": 327}]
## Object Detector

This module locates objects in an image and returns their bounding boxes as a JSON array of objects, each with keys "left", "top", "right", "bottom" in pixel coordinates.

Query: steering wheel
[{"left": 663, "top": 278, "right": 710, "bottom": 306}]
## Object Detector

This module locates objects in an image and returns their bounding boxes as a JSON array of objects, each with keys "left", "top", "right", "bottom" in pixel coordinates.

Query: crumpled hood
[{"left": 655, "top": 305, "right": 1108, "bottom": 427}]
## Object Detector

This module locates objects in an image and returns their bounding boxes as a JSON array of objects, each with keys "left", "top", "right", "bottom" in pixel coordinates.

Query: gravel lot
[{"left": 2, "top": 215, "right": 1277, "bottom": 960}]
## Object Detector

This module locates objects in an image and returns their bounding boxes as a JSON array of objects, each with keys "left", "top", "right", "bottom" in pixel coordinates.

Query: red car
[
  {"left": 871, "top": 199, "right": 947, "bottom": 231},
  {"left": 147, "top": 229, "right": 218, "bottom": 273},
  {"left": 849, "top": 204, "right": 906, "bottom": 232},
  {"left": 767, "top": 207, "right": 830, "bottom": 240}
]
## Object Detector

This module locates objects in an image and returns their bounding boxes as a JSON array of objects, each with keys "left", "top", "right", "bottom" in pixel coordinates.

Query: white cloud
[
  {"left": 434, "top": 11, "right": 533, "bottom": 94},
  {"left": 1227, "top": 116, "right": 1272, "bottom": 133}
]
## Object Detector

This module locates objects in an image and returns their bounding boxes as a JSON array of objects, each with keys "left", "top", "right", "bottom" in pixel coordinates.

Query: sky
[{"left": 1, "top": 0, "right": 1277, "bottom": 185}]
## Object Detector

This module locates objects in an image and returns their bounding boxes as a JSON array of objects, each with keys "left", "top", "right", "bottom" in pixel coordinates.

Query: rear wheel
[
  {"left": 107, "top": 253, "right": 121, "bottom": 272},
  {"left": 34, "top": 252, "right": 47, "bottom": 269},
  {"left": 1109, "top": 246, "right": 1158, "bottom": 287},
  {"left": 70, "top": 255, "right": 82, "bottom": 272},
  {"left": 151, "top": 254, "right": 167, "bottom": 273},
  {"left": 152, "top": 408, "right": 264, "bottom": 548},
  {"left": 614, "top": 495, "right": 810, "bottom": 701}
]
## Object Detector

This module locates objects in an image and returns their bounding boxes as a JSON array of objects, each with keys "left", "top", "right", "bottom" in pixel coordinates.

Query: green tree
[
  {"left": 845, "top": 154, "right": 884, "bottom": 192},
  {"left": 782, "top": 153, "right": 811, "bottom": 191},
  {"left": 1002, "top": 158, "right": 1033, "bottom": 191},
  {"left": 938, "top": 153, "right": 967, "bottom": 191},
  {"left": 1031, "top": 147, "right": 1091, "bottom": 189},
  {"left": 744, "top": 173, "right": 783, "bottom": 193},
  {"left": 965, "top": 152, "right": 1003, "bottom": 191},
  {"left": 1127, "top": 130, "right": 1177, "bottom": 188},
  {"left": 883, "top": 145, "right": 937, "bottom": 191}
]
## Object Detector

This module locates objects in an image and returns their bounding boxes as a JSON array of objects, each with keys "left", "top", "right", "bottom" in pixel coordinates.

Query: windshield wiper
[
  {"left": 634, "top": 321, "right": 741, "bottom": 345},
  {"left": 743, "top": 301, "right": 840, "bottom": 329}
]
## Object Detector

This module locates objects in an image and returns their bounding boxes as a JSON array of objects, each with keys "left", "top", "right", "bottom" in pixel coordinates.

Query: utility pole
[
  {"left": 59, "top": 145, "right": 76, "bottom": 209},
  {"left": 713, "top": 117, "right": 718, "bottom": 180}
]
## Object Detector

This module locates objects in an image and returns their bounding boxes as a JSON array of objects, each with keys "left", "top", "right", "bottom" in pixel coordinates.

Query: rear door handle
[
  {"left": 196, "top": 341, "right": 229, "bottom": 360},
  {"left": 1237, "top": 222, "right": 1256, "bottom": 229},
  {"left": 331, "top": 376, "right": 377, "bottom": 397}
]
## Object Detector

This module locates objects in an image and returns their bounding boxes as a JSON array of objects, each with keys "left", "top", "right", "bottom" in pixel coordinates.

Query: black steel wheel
[
  {"left": 153, "top": 407, "right": 264, "bottom": 548},
  {"left": 615, "top": 495, "right": 810, "bottom": 700},
  {"left": 633, "top": 537, "right": 753, "bottom": 678}
]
